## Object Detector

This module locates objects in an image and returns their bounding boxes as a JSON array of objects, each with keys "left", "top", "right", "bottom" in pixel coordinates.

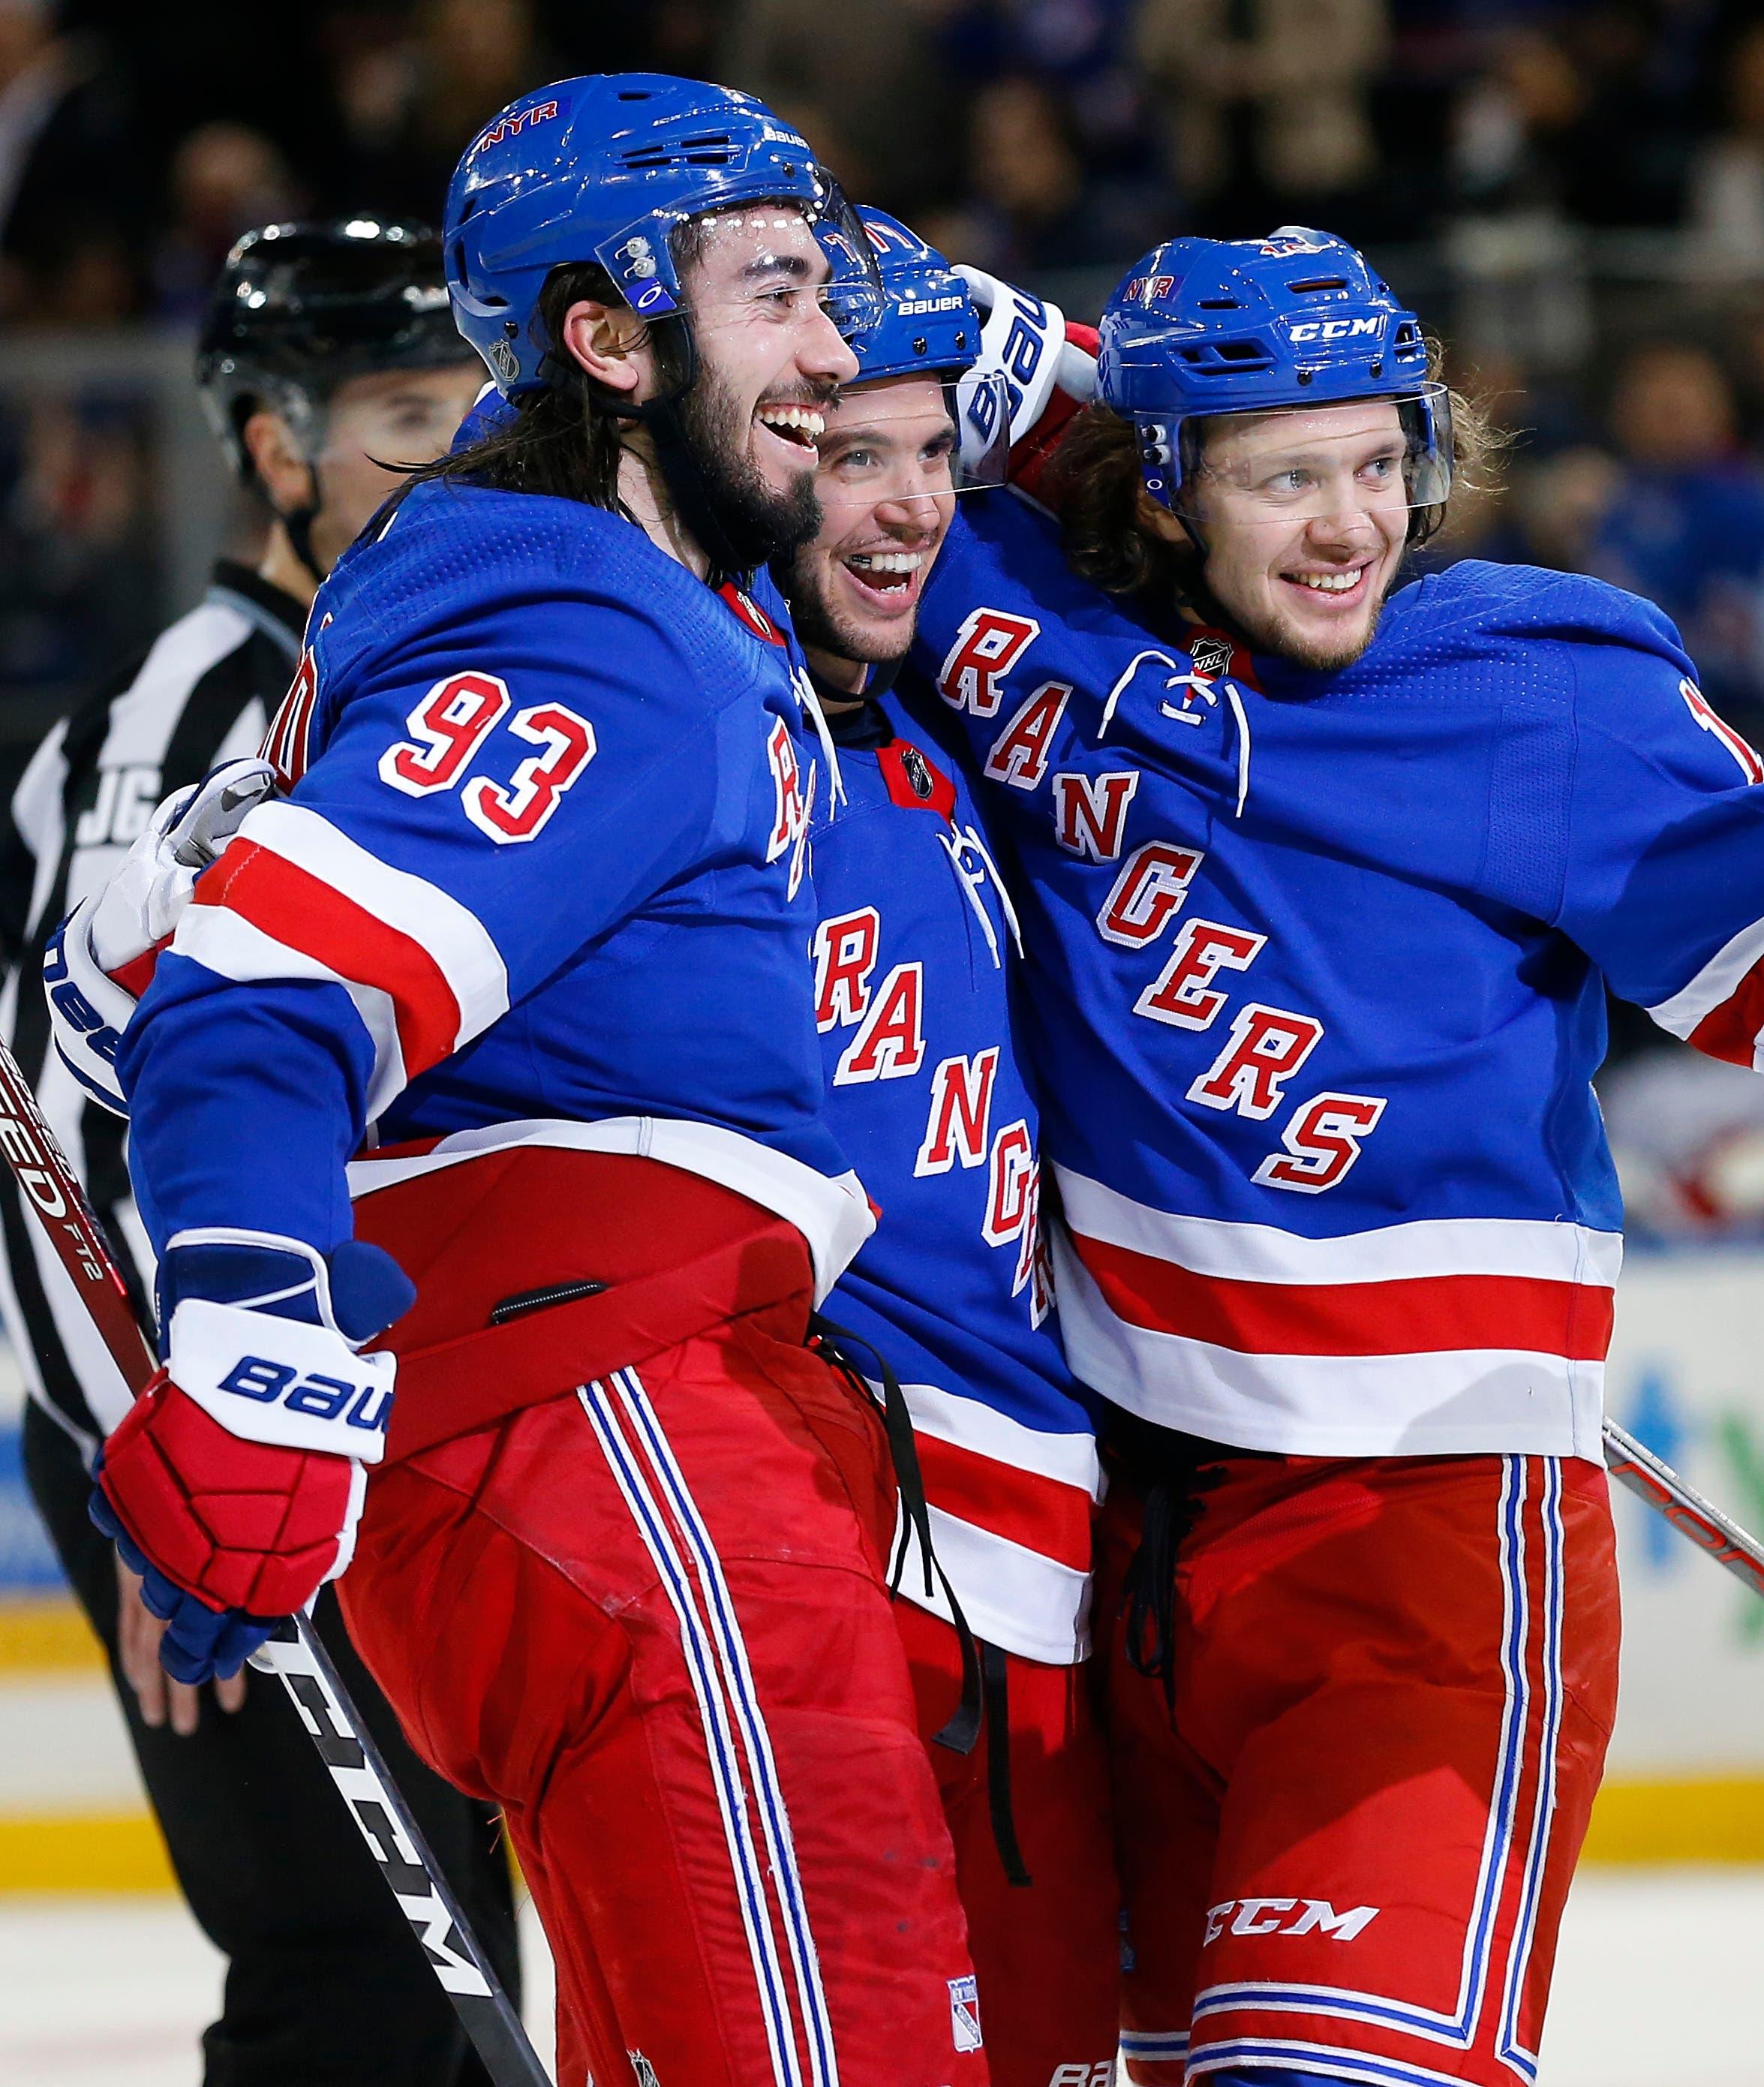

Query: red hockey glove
[{"left": 92, "top": 1234, "right": 408, "bottom": 1683}]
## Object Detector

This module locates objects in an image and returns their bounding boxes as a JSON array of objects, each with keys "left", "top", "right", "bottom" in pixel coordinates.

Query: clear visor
[
  {"left": 596, "top": 198, "right": 885, "bottom": 344},
  {"left": 1158, "top": 383, "right": 1453, "bottom": 529},
  {"left": 810, "top": 369, "right": 1011, "bottom": 510}
]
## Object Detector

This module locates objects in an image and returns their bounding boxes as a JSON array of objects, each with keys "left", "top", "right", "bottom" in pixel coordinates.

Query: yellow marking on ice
[
  {"left": 1583, "top": 1776, "right": 1764, "bottom": 1863},
  {"left": 0, "top": 1810, "right": 175, "bottom": 1891},
  {"left": 0, "top": 1596, "right": 101, "bottom": 1672}
]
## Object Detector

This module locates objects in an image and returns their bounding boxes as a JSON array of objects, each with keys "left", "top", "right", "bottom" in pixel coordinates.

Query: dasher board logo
[{"left": 948, "top": 1972, "right": 984, "bottom": 2052}]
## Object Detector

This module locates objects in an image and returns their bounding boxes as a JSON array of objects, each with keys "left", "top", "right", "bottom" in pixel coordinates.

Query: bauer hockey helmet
[
  {"left": 1097, "top": 227, "right": 1452, "bottom": 538},
  {"left": 850, "top": 209, "right": 977, "bottom": 383},
  {"left": 444, "top": 72, "right": 883, "bottom": 396},
  {"left": 196, "top": 218, "right": 466, "bottom": 483},
  {"left": 829, "top": 208, "right": 1010, "bottom": 501}
]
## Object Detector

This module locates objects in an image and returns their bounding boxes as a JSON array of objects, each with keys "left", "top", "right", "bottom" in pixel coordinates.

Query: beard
[
  {"left": 771, "top": 543, "right": 912, "bottom": 667},
  {"left": 672, "top": 358, "right": 825, "bottom": 571},
  {"left": 1203, "top": 557, "right": 1402, "bottom": 672}
]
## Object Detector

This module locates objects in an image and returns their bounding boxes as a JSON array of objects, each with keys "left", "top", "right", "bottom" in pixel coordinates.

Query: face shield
[
  {"left": 1140, "top": 382, "right": 1453, "bottom": 535},
  {"left": 595, "top": 194, "right": 886, "bottom": 347},
  {"left": 808, "top": 368, "right": 1012, "bottom": 514}
]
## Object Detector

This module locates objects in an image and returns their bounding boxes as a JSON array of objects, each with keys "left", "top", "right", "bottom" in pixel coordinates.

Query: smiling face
[
  {"left": 1180, "top": 400, "right": 1414, "bottom": 669},
  {"left": 681, "top": 207, "right": 861, "bottom": 521},
  {"left": 774, "top": 373, "right": 960, "bottom": 686}
]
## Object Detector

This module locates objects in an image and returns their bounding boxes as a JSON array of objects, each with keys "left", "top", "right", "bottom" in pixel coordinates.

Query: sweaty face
[
  {"left": 777, "top": 375, "right": 958, "bottom": 670},
  {"left": 681, "top": 209, "right": 863, "bottom": 567},
  {"left": 1184, "top": 401, "right": 1413, "bottom": 671},
  {"left": 308, "top": 362, "right": 482, "bottom": 570}
]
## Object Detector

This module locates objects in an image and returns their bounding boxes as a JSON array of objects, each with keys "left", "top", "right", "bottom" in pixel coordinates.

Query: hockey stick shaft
[
  {"left": 1602, "top": 1414, "right": 1764, "bottom": 1598},
  {"left": 0, "top": 1041, "right": 549, "bottom": 2086}
]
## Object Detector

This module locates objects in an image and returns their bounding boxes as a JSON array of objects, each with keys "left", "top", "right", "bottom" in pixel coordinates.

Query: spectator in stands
[
  {"left": 1137, "top": 0, "right": 1388, "bottom": 237},
  {"left": 151, "top": 122, "right": 302, "bottom": 322},
  {"left": 1688, "top": 21, "right": 1764, "bottom": 277},
  {"left": 327, "top": 0, "right": 543, "bottom": 224},
  {"left": 720, "top": 0, "right": 963, "bottom": 218},
  {"left": 928, "top": 69, "right": 1158, "bottom": 281},
  {"left": 1591, "top": 339, "right": 1764, "bottom": 736},
  {"left": 0, "top": 0, "right": 140, "bottom": 320}
]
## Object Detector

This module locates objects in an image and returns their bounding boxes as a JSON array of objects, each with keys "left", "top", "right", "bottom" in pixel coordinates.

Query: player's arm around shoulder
[{"left": 1534, "top": 571, "right": 1764, "bottom": 1060}]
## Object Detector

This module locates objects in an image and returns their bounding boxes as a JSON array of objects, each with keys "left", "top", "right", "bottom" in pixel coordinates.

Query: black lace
[
  {"left": 809, "top": 1313, "right": 1035, "bottom": 1887},
  {"left": 1111, "top": 1409, "right": 1229, "bottom": 1720}
]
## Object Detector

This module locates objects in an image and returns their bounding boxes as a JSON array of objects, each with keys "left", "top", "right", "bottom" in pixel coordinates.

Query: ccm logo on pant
[
  {"left": 1204, "top": 1896, "right": 1379, "bottom": 1944},
  {"left": 218, "top": 1355, "right": 392, "bottom": 1434}
]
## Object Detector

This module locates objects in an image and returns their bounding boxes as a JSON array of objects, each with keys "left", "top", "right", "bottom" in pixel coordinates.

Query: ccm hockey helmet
[{"left": 1098, "top": 227, "right": 1452, "bottom": 534}]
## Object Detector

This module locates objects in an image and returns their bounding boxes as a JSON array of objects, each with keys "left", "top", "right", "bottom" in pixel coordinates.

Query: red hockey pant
[
  {"left": 341, "top": 1308, "right": 987, "bottom": 2087},
  {"left": 1098, "top": 1448, "right": 1619, "bottom": 2086},
  {"left": 897, "top": 1601, "right": 1120, "bottom": 2087}
]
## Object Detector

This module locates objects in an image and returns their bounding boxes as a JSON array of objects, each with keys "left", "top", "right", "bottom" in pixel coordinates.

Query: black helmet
[{"left": 197, "top": 218, "right": 469, "bottom": 483}]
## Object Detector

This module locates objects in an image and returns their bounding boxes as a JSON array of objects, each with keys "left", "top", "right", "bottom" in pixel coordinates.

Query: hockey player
[
  {"left": 906, "top": 228, "right": 1764, "bottom": 2086},
  {"left": 0, "top": 221, "right": 514, "bottom": 2085},
  {"left": 75, "top": 74, "right": 991, "bottom": 2087},
  {"left": 777, "top": 209, "right": 1119, "bottom": 2087}
]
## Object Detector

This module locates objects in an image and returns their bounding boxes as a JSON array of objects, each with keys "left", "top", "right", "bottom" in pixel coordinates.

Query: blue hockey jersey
[
  {"left": 119, "top": 480, "right": 873, "bottom": 1297},
  {"left": 909, "top": 494, "right": 1764, "bottom": 1461},
  {"left": 810, "top": 690, "right": 1101, "bottom": 1663}
]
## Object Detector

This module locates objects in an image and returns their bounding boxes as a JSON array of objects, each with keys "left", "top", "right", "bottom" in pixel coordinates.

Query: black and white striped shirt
[{"left": 0, "top": 561, "right": 303, "bottom": 1451}]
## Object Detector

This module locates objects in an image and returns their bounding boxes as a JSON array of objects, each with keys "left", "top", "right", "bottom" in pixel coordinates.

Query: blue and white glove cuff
[{"left": 42, "top": 907, "right": 134, "bottom": 1115}]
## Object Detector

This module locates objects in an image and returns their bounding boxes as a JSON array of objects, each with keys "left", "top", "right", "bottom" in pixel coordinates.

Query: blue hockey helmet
[
  {"left": 850, "top": 209, "right": 978, "bottom": 383},
  {"left": 445, "top": 73, "right": 884, "bottom": 395},
  {"left": 808, "top": 207, "right": 1011, "bottom": 504},
  {"left": 1098, "top": 227, "right": 1451, "bottom": 526}
]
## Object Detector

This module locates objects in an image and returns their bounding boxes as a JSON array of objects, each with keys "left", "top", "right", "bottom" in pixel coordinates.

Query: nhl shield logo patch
[
  {"left": 1189, "top": 633, "right": 1233, "bottom": 681},
  {"left": 948, "top": 1973, "right": 984, "bottom": 2052}
]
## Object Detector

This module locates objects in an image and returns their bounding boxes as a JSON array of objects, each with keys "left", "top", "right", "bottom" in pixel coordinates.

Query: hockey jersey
[
  {"left": 909, "top": 495, "right": 1764, "bottom": 1463},
  {"left": 810, "top": 688, "right": 1101, "bottom": 1664},
  {"left": 119, "top": 481, "right": 873, "bottom": 1297}
]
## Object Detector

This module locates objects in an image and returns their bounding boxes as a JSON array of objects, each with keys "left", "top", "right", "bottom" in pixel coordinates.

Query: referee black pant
[{"left": 25, "top": 1397, "right": 522, "bottom": 2086}]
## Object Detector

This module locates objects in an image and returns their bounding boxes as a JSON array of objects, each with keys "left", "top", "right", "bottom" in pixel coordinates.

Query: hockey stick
[
  {"left": 1602, "top": 1415, "right": 1764, "bottom": 1599},
  {"left": 0, "top": 1039, "right": 550, "bottom": 2087}
]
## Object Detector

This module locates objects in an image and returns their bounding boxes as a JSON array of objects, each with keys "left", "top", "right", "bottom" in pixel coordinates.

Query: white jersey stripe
[
  {"left": 1055, "top": 1166, "right": 1623, "bottom": 1290},
  {"left": 1648, "top": 912, "right": 1764, "bottom": 1041},
  {"left": 175, "top": 905, "right": 410, "bottom": 1120},
  {"left": 239, "top": 800, "right": 509, "bottom": 1046},
  {"left": 896, "top": 1505, "right": 1093, "bottom": 1664},
  {"left": 347, "top": 1116, "right": 875, "bottom": 1303},
  {"left": 899, "top": 1376, "right": 1103, "bottom": 1495},
  {"left": 1056, "top": 1238, "right": 1607, "bottom": 1463}
]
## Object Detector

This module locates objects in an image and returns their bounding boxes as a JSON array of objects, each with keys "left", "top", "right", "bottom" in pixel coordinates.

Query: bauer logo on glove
[{"left": 217, "top": 1352, "right": 395, "bottom": 1435}]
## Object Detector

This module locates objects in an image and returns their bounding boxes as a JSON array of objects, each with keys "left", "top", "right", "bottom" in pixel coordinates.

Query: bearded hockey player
[
  {"left": 2, "top": 221, "right": 512, "bottom": 2086},
  {"left": 77, "top": 75, "right": 993, "bottom": 2087},
  {"left": 907, "top": 227, "right": 1764, "bottom": 2086},
  {"left": 773, "top": 209, "right": 1118, "bottom": 2087}
]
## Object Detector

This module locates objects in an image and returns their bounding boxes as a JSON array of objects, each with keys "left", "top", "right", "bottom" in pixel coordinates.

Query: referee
[{"left": 0, "top": 221, "right": 518, "bottom": 2085}]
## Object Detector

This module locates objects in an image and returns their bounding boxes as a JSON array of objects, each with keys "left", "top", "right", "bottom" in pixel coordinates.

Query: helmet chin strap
[{"left": 275, "top": 460, "right": 329, "bottom": 588}]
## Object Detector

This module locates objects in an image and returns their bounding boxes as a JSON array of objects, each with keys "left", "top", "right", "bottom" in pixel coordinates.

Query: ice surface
[{"left": 0, "top": 1873, "right": 1758, "bottom": 2085}]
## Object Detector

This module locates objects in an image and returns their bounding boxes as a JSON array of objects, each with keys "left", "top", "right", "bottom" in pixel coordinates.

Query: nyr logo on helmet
[
  {"left": 1123, "top": 272, "right": 1178, "bottom": 307},
  {"left": 470, "top": 98, "right": 559, "bottom": 157},
  {"left": 1288, "top": 316, "right": 1382, "bottom": 344}
]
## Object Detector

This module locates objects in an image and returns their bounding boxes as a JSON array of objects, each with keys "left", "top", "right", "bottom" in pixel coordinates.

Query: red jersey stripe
[
  {"left": 191, "top": 838, "right": 462, "bottom": 1078},
  {"left": 1071, "top": 1230, "right": 1615, "bottom": 1362},
  {"left": 1688, "top": 953, "right": 1764, "bottom": 1068},
  {"left": 915, "top": 1427, "right": 1095, "bottom": 1570}
]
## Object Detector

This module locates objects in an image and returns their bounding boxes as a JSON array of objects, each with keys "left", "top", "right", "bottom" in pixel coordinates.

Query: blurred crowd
[{"left": 5, "top": 0, "right": 1764, "bottom": 1226}]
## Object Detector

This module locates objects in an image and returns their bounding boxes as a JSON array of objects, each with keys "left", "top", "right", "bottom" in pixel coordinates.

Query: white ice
[{"left": 0, "top": 1872, "right": 1759, "bottom": 2085}]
